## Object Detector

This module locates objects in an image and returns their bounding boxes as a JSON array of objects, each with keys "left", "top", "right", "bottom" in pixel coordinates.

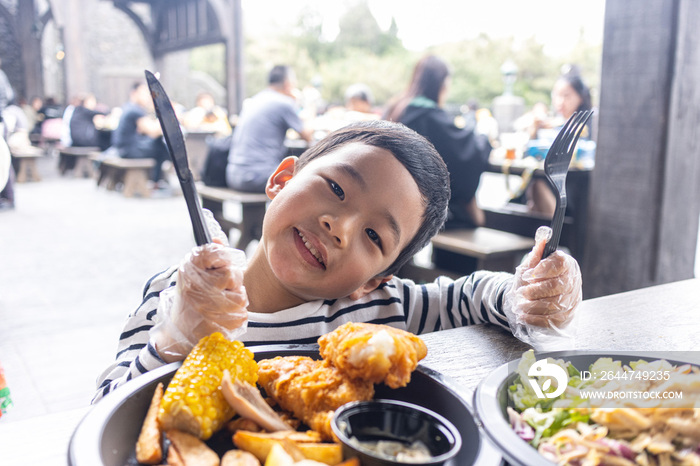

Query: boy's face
[{"left": 261, "top": 143, "right": 424, "bottom": 302}]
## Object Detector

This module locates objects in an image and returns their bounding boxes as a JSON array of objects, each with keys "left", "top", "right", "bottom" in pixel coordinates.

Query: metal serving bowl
[{"left": 69, "top": 345, "right": 502, "bottom": 466}]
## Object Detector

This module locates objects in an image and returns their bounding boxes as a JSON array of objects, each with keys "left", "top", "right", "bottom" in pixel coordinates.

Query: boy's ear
[
  {"left": 348, "top": 275, "right": 393, "bottom": 301},
  {"left": 265, "top": 156, "right": 298, "bottom": 199}
]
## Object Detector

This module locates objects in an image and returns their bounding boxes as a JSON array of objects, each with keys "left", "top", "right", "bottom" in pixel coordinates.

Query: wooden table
[
  {"left": 419, "top": 277, "right": 700, "bottom": 401},
  {"left": 3, "top": 279, "right": 697, "bottom": 464}
]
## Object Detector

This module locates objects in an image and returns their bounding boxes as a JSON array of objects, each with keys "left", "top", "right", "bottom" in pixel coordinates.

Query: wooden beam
[{"left": 583, "top": 0, "right": 700, "bottom": 297}]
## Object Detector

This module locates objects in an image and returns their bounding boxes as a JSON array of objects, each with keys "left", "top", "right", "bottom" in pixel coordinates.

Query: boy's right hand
[{"left": 151, "top": 241, "right": 249, "bottom": 362}]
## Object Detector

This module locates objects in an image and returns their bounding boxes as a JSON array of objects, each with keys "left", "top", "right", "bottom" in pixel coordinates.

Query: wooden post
[
  {"left": 583, "top": 0, "right": 700, "bottom": 297},
  {"left": 16, "top": 0, "right": 44, "bottom": 99}
]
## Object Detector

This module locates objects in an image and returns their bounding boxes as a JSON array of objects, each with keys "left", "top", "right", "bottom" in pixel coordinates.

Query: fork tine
[
  {"left": 559, "top": 111, "right": 589, "bottom": 154},
  {"left": 547, "top": 111, "right": 579, "bottom": 155},
  {"left": 542, "top": 110, "right": 593, "bottom": 258}
]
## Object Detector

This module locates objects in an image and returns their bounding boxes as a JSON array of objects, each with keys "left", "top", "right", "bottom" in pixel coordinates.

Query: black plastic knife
[{"left": 145, "top": 70, "right": 211, "bottom": 245}]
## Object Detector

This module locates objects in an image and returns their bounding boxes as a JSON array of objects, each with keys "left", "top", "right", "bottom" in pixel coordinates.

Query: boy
[{"left": 94, "top": 121, "right": 580, "bottom": 402}]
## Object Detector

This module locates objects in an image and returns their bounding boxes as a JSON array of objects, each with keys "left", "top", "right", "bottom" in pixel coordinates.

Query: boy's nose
[{"left": 320, "top": 213, "right": 356, "bottom": 247}]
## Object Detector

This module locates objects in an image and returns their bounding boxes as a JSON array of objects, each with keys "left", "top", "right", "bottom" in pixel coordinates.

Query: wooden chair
[
  {"left": 58, "top": 146, "right": 101, "bottom": 177},
  {"left": 10, "top": 146, "right": 44, "bottom": 182},
  {"left": 196, "top": 183, "right": 269, "bottom": 250},
  {"left": 96, "top": 157, "right": 155, "bottom": 198}
]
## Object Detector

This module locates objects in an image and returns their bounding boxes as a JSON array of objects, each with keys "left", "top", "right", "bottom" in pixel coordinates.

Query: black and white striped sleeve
[
  {"left": 92, "top": 265, "right": 178, "bottom": 403},
  {"left": 400, "top": 270, "right": 514, "bottom": 335}
]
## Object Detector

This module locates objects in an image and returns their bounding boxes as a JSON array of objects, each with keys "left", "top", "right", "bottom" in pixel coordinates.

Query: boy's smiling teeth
[{"left": 297, "top": 230, "right": 324, "bottom": 265}]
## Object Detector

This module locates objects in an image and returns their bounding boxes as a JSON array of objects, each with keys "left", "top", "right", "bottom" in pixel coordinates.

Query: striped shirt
[{"left": 93, "top": 266, "right": 513, "bottom": 403}]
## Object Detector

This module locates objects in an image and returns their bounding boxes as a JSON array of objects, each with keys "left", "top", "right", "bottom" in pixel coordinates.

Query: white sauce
[
  {"left": 348, "top": 330, "right": 396, "bottom": 365},
  {"left": 349, "top": 436, "right": 433, "bottom": 463}
]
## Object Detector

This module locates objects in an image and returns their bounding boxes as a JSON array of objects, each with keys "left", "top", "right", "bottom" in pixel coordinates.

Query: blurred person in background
[
  {"left": 69, "top": 93, "right": 107, "bottom": 148},
  {"left": 111, "top": 82, "right": 170, "bottom": 187},
  {"left": 226, "top": 65, "right": 313, "bottom": 193},
  {"left": 25, "top": 96, "right": 43, "bottom": 135},
  {"left": 0, "top": 60, "right": 16, "bottom": 210},
  {"left": 0, "top": 58, "right": 14, "bottom": 114},
  {"left": 384, "top": 54, "right": 491, "bottom": 231},
  {"left": 314, "top": 83, "right": 380, "bottom": 134},
  {"left": 0, "top": 129, "right": 11, "bottom": 211},
  {"left": 519, "top": 65, "right": 594, "bottom": 216},
  {"left": 183, "top": 91, "right": 231, "bottom": 137},
  {"left": 384, "top": 54, "right": 492, "bottom": 274}
]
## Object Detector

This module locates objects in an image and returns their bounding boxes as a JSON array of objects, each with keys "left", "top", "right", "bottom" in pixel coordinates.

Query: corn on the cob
[{"left": 158, "top": 332, "right": 258, "bottom": 440}]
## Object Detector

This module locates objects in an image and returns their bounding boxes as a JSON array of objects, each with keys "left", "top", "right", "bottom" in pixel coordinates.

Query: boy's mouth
[{"left": 295, "top": 228, "right": 326, "bottom": 269}]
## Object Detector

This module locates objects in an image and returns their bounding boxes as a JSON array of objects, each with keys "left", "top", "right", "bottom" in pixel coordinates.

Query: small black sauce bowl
[{"left": 331, "top": 399, "right": 462, "bottom": 466}]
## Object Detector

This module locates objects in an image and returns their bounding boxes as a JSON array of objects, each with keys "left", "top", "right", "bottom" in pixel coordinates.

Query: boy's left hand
[{"left": 506, "top": 226, "right": 582, "bottom": 329}]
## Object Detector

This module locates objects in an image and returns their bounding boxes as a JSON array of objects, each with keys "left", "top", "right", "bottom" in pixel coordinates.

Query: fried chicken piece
[
  {"left": 318, "top": 322, "right": 427, "bottom": 388},
  {"left": 257, "top": 356, "right": 374, "bottom": 440}
]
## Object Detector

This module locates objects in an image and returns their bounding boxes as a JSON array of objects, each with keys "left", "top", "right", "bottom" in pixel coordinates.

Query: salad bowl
[{"left": 473, "top": 350, "right": 700, "bottom": 466}]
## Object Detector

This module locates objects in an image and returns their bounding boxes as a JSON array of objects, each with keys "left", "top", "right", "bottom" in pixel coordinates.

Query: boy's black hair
[{"left": 295, "top": 120, "right": 450, "bottom": 276}]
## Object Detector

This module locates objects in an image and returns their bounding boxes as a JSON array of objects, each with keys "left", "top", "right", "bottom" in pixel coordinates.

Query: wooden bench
[
  {"left": 10, "top": 146, "right": 44, "bottom": 182},
  {"left": 96, "top": 157, "right": 155, "bottom": 198},
  {"left": 399, "top": 227, "right": 535, "bottom": 282},
  {"left": 196, "top": 184, "right": 269, "bottom": 250},
  {"left": 58, "top": 146, "right": 101, "bottom": 177}
]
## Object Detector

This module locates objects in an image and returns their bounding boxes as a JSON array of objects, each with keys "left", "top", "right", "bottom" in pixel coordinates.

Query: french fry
[
  {"left": 227, "top": 417, "right": 264, "bottom": 434},
  {"left": 135, "top": 382, "right": 163, "bottom": 464},
  {"left": 221, "top": 449, "right": 262, "bottom": 466},
  {"left": 166, "top": 446, "right": 186, "bottom": 466},
  {"left": 295, "top": 443, "right": 342, "bottom": 465},
  {"left": 334, "top": 459, "right": 360, "bottom": 466},
  {"left": 233, "top": 431, "right": 342, "bottom": 465},
  {"left": 336, "top": 458, "right": 360, "bottom": 466},
  {"left": 166, "top": 429, "right": 219, "bottom": 466},
  {"left": 264, "top": 443, "right": 295, "bottom": 466}
]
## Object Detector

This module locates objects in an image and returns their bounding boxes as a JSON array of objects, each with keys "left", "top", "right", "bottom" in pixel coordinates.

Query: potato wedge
[
  {"left": 221, "top": 449, "right": 262, "bottom": 466},
  {"left": 295, "top": 443, "right": 342, "bottom": 465},
  {"left": 264, "top": 443, "right": 295, "bottom": 466},
  {"left": 335, "top": 459, "right": 360, "bottom": 466},
  {"left": 166, "top": 446, "right": 186, "bottom": 466},
  {"left": 166, "top": 429, "right": 219, "bottom": 466},
  {"left": 136, "top": 382, "right": 163, "bottom": 464},
  {"left": 233, "top": 431, "right": 342, "bottom": 465}
]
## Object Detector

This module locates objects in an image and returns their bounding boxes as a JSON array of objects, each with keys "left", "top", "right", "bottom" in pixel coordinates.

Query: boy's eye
[
  {"left": 328, "top": 180, "right": 345, "bottom": 200},
  {"left": 366, "top": 228, "right": 382, "bottom": 248}
]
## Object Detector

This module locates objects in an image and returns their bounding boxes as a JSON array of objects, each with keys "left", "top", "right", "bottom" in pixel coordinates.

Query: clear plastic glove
[
  {"left": 504, "top": 226, "right": 582, "bottom": 351},
  {"left": 151, "top": 210, "right": 249, "bottom": 362}
]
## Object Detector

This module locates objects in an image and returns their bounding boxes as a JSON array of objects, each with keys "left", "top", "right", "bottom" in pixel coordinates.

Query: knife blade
[{"left": 145, "top": 70, "right": 211, "bottom": 245}]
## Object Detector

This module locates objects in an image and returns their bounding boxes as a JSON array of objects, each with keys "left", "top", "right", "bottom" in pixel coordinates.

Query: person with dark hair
[
  {"left": 523, "top": 66, "right": 594, "bottom": 215},
  {"left": 384, "top": 55, "right": 491, "bottom": 231},
  {"left": 93, "top": 120, "right": 583, "bottom": 401},
  {"left": 384, "top": 55, "right": 492, "bottom": 274},
  {"left": 111, "top": 82, "right": 170, "bottom": 185},
  {"left": 69, "top": 94, "right": 107, "bottom": 148},
  {"left": 225, "top": 65, "right": 313, "bottom": 193}
]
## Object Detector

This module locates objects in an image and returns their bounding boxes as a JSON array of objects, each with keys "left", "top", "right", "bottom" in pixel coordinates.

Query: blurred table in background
[{"left": 483, "top": 155, "right": 593, "bottom": 262}]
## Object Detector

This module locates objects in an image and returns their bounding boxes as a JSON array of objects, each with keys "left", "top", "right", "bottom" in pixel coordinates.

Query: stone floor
[{"left": 0, "top": 152, "right": 194, "bottom": 464}]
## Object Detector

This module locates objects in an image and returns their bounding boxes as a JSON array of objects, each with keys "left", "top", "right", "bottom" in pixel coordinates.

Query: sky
[{"left": 241, "top": 0, "right": 607, "bottom": 56}]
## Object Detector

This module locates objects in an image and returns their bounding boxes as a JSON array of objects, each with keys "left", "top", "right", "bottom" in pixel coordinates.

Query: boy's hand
[
  {"left": 177, "top": 241, "right": 249, "bottom": 335},
  {"left": 505, "top": 226, "right": 582, "bottom": 333},
  {"left": 152, "top": 240, "right": 249, "bottom": 362}
]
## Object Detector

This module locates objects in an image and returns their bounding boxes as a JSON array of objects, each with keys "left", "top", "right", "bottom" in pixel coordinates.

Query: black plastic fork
[{"left": 542, "top": 110, "right": 593, "bottom": 258}]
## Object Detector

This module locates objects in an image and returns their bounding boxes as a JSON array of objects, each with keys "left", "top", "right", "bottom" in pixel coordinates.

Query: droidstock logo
[{"left": 527, "top": 359, "right": 568, "bottom": 399}]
